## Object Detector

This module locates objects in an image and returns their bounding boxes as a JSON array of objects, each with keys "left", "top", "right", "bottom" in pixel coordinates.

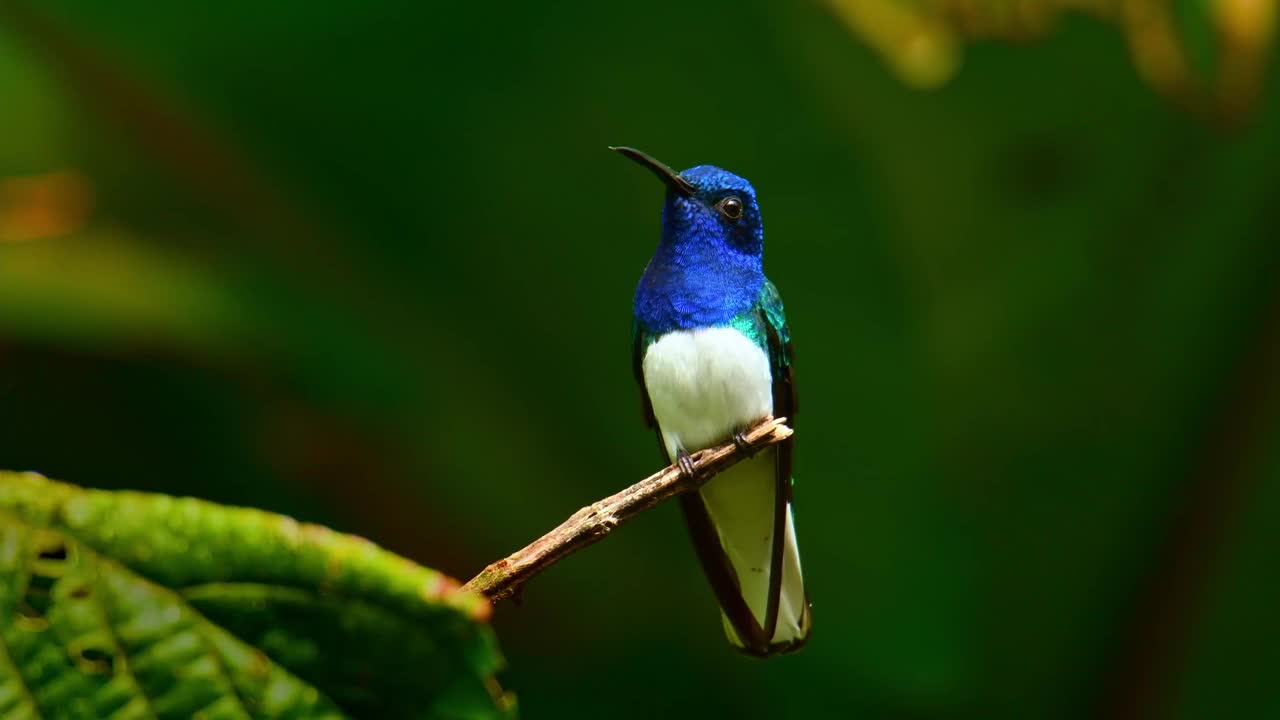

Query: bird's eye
[{"left": 717, "top": 196, "right": 743, "bottom": 221}]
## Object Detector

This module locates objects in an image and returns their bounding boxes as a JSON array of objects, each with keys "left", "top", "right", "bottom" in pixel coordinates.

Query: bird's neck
[{"left": 634, "top": 236, "right": 764, "bottom": 335}]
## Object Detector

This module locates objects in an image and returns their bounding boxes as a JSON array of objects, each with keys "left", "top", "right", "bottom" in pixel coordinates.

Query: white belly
[
  {"left": 642, "top": 326, "right": 809, "bottom": 650},
  {"left": 641, "top": 326, "right": 773, "bottom": 458}
]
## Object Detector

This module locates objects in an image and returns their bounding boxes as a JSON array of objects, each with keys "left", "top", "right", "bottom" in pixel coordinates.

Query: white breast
[{"left": 641, "top": 327, "right": 773, "bottom": 458}]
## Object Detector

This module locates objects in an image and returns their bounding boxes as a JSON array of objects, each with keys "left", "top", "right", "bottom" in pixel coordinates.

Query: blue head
[{"left": 614, "top": 147, "right": 766, "bottom": 334}]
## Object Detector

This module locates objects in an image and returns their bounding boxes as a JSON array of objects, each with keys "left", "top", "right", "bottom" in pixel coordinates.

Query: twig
[{"left": 461, "top": 417, "right": 793, "bottom": 602}]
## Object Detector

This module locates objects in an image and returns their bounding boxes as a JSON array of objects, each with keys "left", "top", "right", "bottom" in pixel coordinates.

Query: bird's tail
[{"left": 680, "top": 446, "right": 811, "bottom": 656}]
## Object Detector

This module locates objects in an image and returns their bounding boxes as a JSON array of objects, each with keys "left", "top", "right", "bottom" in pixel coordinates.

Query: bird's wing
[
  {"left": 631, "top": 321, "right": 668, "bottom": 462},
  {"left": 759, "top": 278, "right": 797, "bottom": 477},
  {"left": 752, "top": 278, "right": 808, "bottom": 653}
]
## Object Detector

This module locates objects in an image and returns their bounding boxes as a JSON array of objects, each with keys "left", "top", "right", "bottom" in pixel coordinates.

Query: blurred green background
[{"left": 2, "top": 0, "right": 1278, "bottom": 717}]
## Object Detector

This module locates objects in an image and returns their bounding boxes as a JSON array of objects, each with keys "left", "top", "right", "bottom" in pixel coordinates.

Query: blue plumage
[{"left": 633, "top": 166, "right": 765, "bottom": 334}]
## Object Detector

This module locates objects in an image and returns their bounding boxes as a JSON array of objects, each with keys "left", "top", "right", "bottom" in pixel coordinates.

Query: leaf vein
[
  {"left": 92, "top": 569, "right": 159, "bottom": 720},
  {"left": 0, "top": 517, "right": 43, "bottom": 720},
  {"left": 0, "top": 609, "right": 43, "bottom": 720}
]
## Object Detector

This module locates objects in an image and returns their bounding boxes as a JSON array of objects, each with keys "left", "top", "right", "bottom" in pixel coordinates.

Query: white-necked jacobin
[{"left": 614, "top": 146, "right": 812, "bottom": 657}]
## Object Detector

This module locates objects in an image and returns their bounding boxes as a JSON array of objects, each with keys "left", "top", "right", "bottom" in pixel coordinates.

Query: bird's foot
[
  {"left": 677, "top": 450, "right": 701, "bottom": 482},
  {"left": 733, "top": 430, "right": 759, "bottom": 458}
]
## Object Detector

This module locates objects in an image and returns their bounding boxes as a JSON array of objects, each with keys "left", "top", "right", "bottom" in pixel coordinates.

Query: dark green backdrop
[{"left": 2, "top": 1, "right": 1277, "bottom": 717}]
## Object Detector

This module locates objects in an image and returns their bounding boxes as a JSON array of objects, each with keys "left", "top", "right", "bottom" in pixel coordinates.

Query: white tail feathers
[{"left": 699, "top": 448, "right": 810, "bottom": 653}]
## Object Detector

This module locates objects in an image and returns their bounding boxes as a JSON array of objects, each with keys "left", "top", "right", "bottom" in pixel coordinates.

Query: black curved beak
[{"left": 610, "top": 146, "right": 696, "bottom": 197}]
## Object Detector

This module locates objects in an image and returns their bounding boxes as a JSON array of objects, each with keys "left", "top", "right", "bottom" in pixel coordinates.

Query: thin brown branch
[{"left": 461, "top": 417, "right": 793, "bottom": 602}]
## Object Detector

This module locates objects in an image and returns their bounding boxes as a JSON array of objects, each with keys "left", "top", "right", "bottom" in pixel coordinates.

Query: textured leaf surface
[{"left": 0, "top": 472, "right": 512, "bottom": 719}]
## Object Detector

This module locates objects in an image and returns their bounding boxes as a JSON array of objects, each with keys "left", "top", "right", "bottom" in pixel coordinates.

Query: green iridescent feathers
[{"left": 731, "top": 280, "right": 791, "bottom": 366}]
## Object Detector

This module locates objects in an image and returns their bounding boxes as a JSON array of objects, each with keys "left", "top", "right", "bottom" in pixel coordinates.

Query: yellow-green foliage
[{"left": 0, "top": 473, "right": 511, "bottom": 720}]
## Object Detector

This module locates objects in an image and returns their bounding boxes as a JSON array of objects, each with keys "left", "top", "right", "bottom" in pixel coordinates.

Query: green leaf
[{"left": 0, "top": 472, "right": 513, "bottom": 719}]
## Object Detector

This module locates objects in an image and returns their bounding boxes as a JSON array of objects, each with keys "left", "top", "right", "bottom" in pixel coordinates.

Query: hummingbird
[{"left": 613, "top": 146, "right": 812, "bottom": 656}]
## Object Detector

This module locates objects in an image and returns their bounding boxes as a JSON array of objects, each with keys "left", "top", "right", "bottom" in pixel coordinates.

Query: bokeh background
[{"left": 2, "top": 1, "right": 1278, "bottom": 717}]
